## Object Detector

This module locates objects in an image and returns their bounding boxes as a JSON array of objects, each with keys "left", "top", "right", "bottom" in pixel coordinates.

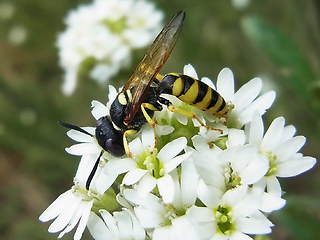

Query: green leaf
[{"left": 241, "top": 16, "right": 316, "bottom": 104}]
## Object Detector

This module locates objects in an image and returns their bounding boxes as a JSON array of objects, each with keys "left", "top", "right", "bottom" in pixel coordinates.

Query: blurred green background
[{"left": 0, "top": 0, "right": 319, "bottom": 239}]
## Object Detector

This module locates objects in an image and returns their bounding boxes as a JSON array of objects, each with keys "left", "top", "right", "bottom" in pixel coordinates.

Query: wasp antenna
[
  {"left": 58, "top": 120, "right": 93, "bottom": 137},
  {"left": 86, "top": 151, "right": 103, "bottom": 190}
]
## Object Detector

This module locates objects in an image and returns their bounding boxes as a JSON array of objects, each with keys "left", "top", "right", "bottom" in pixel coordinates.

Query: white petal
[
  {"left": 265, "top": 177, "right": 282, "bottom": 196},
  {"left": 164, "top": 152, "right": 191, "bottom": 173},
  {"left": 135, "top": 206, "right": 164, "bottom": 228},
  {"left": 158, "top": 137, "right": 187, "bottom": 163},
  {"left": 175, "top": 113, "right": 188, "bottom": 125},
  {"left": 277, "top": 156, "right": 316, "bottom": 177},
  {"left": 114, "top": 211, "right": 133, "bottom": 238},
  {"left": 239, "top": 155, "right": 269, "bottom": 184},
  {"left": 48, "top": 195, "right": 81, "bottom": 233},
  {"left": 74, "top": 201, "right": 93, "bottom": 240},
  {"left": 141, "top": 127, "right": 155, "bottom": 148},
  {"left": 58, "top": 203, "right": 82, "bottom": 238},
  {"left": 87, "top": 212, "right": 114, "bottom": 240},
  {"left": 183, "top": 64, "right": 198, "bottom": 79},
  {"left": 226, "top": 129, "right": 246, "bottom": 147},
  {"left": 237, "top": 216, "right": 272, "bottom": 234},
  {"left": 108, "top": 85, "right": 118, "bottom": 104},
  {"left": 137, "top": 174, "right": 157, "bottom": 198},
  {"left": 158, "top": 174, "right": 174, "bottom": 203},
  {"left": 186, "top": 206, "right": 214, "bottom": 222},
  {"left": 260, "top": 192, "right": 286, "bottom": 212},
  {"left": 153, "top": 226, "right": 171, "bottom": 240},
  {"left": 238, "top": 91, "right": 276, "bottom": 125},
  {"left": 91, "top": 100, "right": 108, "bottom": 120},
  {"left": 100, "top": 210, "right": 118, "bottom": 236},
  {"left": 274, "top": 136, "right": 306, "bottom": 162},
  {"left": 39, "top": 189, "right": 73, "bottom": 222},
  {"left": 217, "top": 68, "right": 235, "bottom": 101},
  {"left": 155, "top": 124, "right": 174, "bottom": 136},
  {"left": 67, "top": 128, "right": 94, "bottom": 142},
  {"left": 261, "top": 117, "right": 285, "bottom": 150},
  {"left": 229, "top": 231, "right": 253, "bottom": 240},
  {"left": 65, "top": 142, "right": 100, "bottom": 156},
  {"left": 171, "top": 216, "right": 198, "bottom": 240},
  {"left": 129, "top": 137, "right": 143, "bottom": 156},
  {"left": 198, "top": 181, "right": 222, "bottom": 208},
  {"left": 222, "top": 185, "right": 248, "bottom": 206},
  {"left": 122, "top": 169, "right": 147, "bottom": 185},
  {"left": 181, "top": 160, "right": 199, "bottom": 206},
  {"left": 233, "top": 78, "right": 262, "bottom": 112},
  {"left": 105, "top": 158, "right": 136, "bottom": 175},
  {"left": 247, "top": 112, "right": 264, "bottom": 145},
  {"left": 201, "top": 77, "right": 216, "bottom": 89},
  {"left": 75, "top": 153, "right": 100, "bottom": 182},
  {"left": 94, "top": 172, "right": 118, "bottom": 195}
]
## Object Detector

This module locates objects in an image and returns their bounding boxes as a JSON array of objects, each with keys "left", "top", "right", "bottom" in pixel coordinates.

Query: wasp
[{"left": 60, "top": 10, "right": 232, "bottom": 189}]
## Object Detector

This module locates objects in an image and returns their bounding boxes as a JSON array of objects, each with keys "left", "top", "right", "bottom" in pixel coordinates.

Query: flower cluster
[
  {"left": 39, "top": 65, "right": 317, "bottom": 240},
  {"left": 57, "top": 0, "right": 163, "bottom": 95}
]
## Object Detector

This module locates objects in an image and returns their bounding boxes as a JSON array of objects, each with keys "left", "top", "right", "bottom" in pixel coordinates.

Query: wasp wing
[{"left": 122, "top": 10, "right": 185, "bottom": 124}]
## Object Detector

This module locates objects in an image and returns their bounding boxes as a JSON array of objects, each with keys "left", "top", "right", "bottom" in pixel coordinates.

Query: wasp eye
[{"left": 105, "top": 139, "right": 124, "bottom": 157}]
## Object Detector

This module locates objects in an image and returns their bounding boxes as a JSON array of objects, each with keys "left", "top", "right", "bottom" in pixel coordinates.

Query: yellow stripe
[
  {"left": 206, "top": 96, "right": 224, "bottom": 114},
  {"left": 178, "top": 80, "right": 199, "bottom": 103},
  {"left": 192, "top": 88, "right": 212, "bottom": 110},
  {"left": 172, "top": 77, "right": 184, "bottom": 96},
  {"left": 118, "top": 93, "right": 127, "bottom": 105}
]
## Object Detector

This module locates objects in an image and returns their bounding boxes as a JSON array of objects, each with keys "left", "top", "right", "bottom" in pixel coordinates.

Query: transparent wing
[{"left": 122, "top": 10, "right": 185, "bottom": 124}]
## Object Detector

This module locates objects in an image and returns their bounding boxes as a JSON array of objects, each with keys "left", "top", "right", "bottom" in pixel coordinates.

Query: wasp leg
[
  {"left": 123, "top": 129, "right": 137, "bottom": 158},
  {"left": 141, "top": 103, "right": 158, "bottom": 147},
  {"left": 167, "top": 105, "right": 223, "bottom": 133}
]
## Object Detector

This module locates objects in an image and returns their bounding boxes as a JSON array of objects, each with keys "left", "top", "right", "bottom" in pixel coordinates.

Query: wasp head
[{"left": 95, "top": 116, "right": 125, "bottom": 157}]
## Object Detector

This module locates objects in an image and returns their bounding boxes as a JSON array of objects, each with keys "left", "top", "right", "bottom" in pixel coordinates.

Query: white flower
[
  {"left": 87, "top": 209, "right": 145, "bottom": 240},
  {"left": 187, "top": 186, "right": 273, "bottom": 240},
  {"left": 58, "top": 0, "right": 163, "bottom": 95},
  {"left": 39, "top": 180, "right": 94, "bottom": 240},
  {"left": 122, "top": 128, "right": 190, "bottom": 203},
  {"left": 246, "top": 113, "right": 317, "bottom": 212},
  {"left": 215, "top": 67, "right": 276, "bottom": 128},
  {"left": 0, "top": 2, "right": 15, "bottom": 20},
  {"left": 192, "top": 135, "right": 269, "bottom": 193},
  {"left": 123, "top": 161, "right": 200, "bottom": 240}
]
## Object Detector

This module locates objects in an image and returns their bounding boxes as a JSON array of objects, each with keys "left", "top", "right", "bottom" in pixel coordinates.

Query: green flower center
[
  {"left": 162, "top": 204, "right": 186, "bottom": 226},
  {"left": 101, "top": 17, "right": 127, "bottom": 34},
  {"left": 225, "top": 165, "right": 241, "bottom": 190},
  {"left": 136, "top": 148, "right": 165, "bottom": 179},
  {"left": 214, "top": 205, "right": 235, "bottom": 235},
  {"left": 263, "top": 150, "right": 277, "bottom": 176}
]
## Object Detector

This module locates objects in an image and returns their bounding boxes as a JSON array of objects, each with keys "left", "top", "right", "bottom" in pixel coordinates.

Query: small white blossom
[
  {"left": 87, "top": 209, "right": 145, "bottom": 240},
  {"left": 187, "top": 185, "right": 273, "bottom": 240},
  {"left": 39, "top": 179, "right": 94, "bottom": 240},
  {"left": 123, "top": 162, "right": 200, "bottom": 240},
  {"left": 246, "top": 113, "right": 317, "bottom": 212},
  {"left": 58, "top": 0, "right": 163, "bottom": 95},
  {"left": 122, "top": 128, "right": 190, "bottom": 203}
]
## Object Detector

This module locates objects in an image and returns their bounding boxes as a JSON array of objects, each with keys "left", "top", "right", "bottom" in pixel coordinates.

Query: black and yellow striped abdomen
[{"left": 158, "top": 73, "right": 231, "bottom": 118}]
